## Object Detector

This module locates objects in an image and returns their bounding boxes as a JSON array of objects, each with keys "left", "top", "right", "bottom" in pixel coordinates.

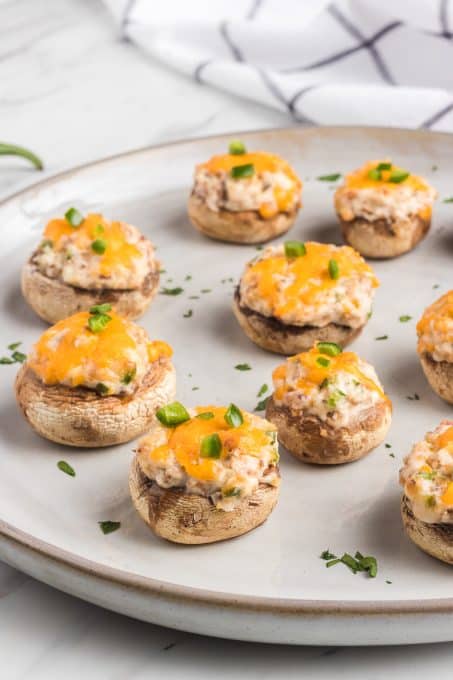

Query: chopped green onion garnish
[
  {"left": 160, "top": 287, "right": 184, "bottom": 296},
  {"left": 98, "top": 521, "right": 121, "bottom": 534},
  {"left": 88, "top": 312, "right": 112, "bottom": 333},
  {"left": 156, "top": 402, "right": 190, "bottom": 427},
  {"left": 375, "top": 335, "right": 388, "bottom": 341},
  {"left": 284, "top": 240, "right": 306, "bottom": 258},
  {"left": 231, "top": 163, "right": 254, "bottom": 179},
  {"left": 316, "top": 356, "right": 330, "bottom": 368},
  {"left": 89, "top": 303, "right": 112, "bottom": 314},
  {"left": 64, "top": 207, "right": 84, "bottom": 227},
  {"left": 0, "top": 357, "right": 14, "bottom": 364},
  {"left": 224, "top": 403, "right": 244, "bottom": 428},
  {"left": 183, "top": 310, "right": 193, "bottom": 318},
  {"left": 11, "top": 350, "right": 26, "bottom": 363},
  {"left": 368, "top": 168, "right": 382, "bottom": 181},
  {"left": 235, "top": 363, "right": 251, "bottom": 371},
  {"left": 95, "top": 382, "right": 109, "bottom": 396},
  {"left": 200, "top": 433, "right": 222, "bottom": 459},
  {"left": 196, "top": 411, "right": 215, "bottom": 420},
  {"left": 91, "top": 238, "right": 107, "bottom": 255},
  {"left": 255, "top": 397, "right": 269, "bottom": 412},
  {"left": 8, "top": 342, "right": 21, "bottom": 350},
  {"left": 399, "top": 315, "right": 412, "bottom": 322},
  {"left": 443, "top": 197, "right": 453, "bottom": 203},
  {"left": 317, "top": 342, "right": 342, "bottom": 357},
  {"left": 257, "top": 384, "right": 268, "bottom": 397},
  {"left": 328, "top": 259, "right": 339, "bottom": 280},
  {"left": 321, "top": 549, "right": 337, "bottom": 560},
  {"left": 0, "top": 142, "right": 43, "bottom": 170},
  {"left": 319, "top": 378, "right": 330, "bottom": 389},
  {"left": 376, "top": 162, "right": 392, "bottom": 171},
  {"left": 317, "top": 173, "right": 341, "bottom": 182},
  {"left": 121, "top": 366, "right": 136, "bottom": 385},
  {"left": 229, "top": 140, "right": 246, "bottom": 155},
  {"left": 57, "top": 460, "right": 75, "bottom": 477},
  {"left": 389, "top": 169, "right": 409, "bottom": 183}
]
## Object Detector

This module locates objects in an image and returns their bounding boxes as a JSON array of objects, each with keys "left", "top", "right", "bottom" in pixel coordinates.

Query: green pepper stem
[{"left": 0, "top": 142, "right": 43, "bottom": 170}]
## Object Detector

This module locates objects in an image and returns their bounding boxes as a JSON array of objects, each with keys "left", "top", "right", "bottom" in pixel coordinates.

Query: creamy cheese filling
[
  {"left": 417, "top": 291, "right": 453, "bottom": 363},
  {"left": 238, "top": 242, "right": 378, "bottom": 328},
  {"left": 192, "top": 151, "right": 302, "bottom": 219},
  {"left": 28, "top": 310, "right": 172, "bottom": 396},
  {"left": 400, "top": 420, "right": 453, "bottom": 524},
  {"left": 137, "top": 406, "right": 280, "bottom": 511},
  {"left": 335, "top": 160, "right": 436, "bottom": 225},
  {"left": 272, "top": 346, "right": 388, "bottom": 426},
  {"left": 33, "top": 213, "right": 158, "bottom": 290}
]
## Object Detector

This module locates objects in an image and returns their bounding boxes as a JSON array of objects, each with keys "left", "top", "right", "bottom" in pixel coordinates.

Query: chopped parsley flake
[
  {"left": 98, "top": 521, "right": 121, "bottom": 534},
  {"left": 201, "top": 288, "right": 212, "bottom": 294},
  {"left": 160, "top": 287, "right": 183, "bottom": 296},
  {"left": 443, "top": 197, "right": 453, "bottom": 203},
  {"left": 57, "top": 460, "right": 75, "bottom": 477},
  {"left": 183, "top": 310, "right": 193, "bottom": 318},
  {"left": 255, "top": 397, "right": 269, "bottom": 412},
  {"left": 235, "top": 363, "right": 251, "bottom": 371},
  {"left": 407, "top": 393, "right": 420, "bottom": 401},
  {"left": 317, "top": 173, "right": 341, "bottom": 182},
  {"left": 321, "top": 550, "right": 378, "bottom": 578},
  {"left": 257, "top": 384, "right": 268, "bottom": 397},
  {"left": 399, "top": 315, "right": 412, "bottom": 322},
  {"left": 1, "top": 341, "right": 27, "bottom": 365},
  {"left": 375, "top": 335, "right": 388, "bottom": 341}
]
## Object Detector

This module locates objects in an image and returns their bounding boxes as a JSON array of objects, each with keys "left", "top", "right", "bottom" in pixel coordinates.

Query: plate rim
[{"left": 1, "top": 124, "right": 453, "bottom": 618}]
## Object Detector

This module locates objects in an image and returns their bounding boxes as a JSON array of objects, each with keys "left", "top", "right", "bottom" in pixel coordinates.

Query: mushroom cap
[
  {"left": 401, "top": 494, "right": 453, "bottom": 565},
  {"left": 339, "top": 214, "right": 430, "bottom": 259},
  {"left": 419, "top": 352, "right": 453, "bottom": 405}
]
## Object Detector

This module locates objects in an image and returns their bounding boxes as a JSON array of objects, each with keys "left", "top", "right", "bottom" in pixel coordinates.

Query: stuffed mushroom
[
  {"left": 266, "top": 342, "right": 392, "bottom": 464},
  {"left": 417, "top": 291, "right": 453, "bottom": 404},
  {"left": 15, "top": 306, "right": 175, "bottom": 447},
  {"left": 22, "top": 209, "right": 160, "bottom": 323},
  {"left": 400, "top": 420, "right": 453, "bottom": 564},
  {"left": 130, "top": 403, "right": 280, "bottom": 544},
  {"left": 188, "top": 140, "right": 302, "bottom": 244},
  {"left": 233, "top": 241, "right": 378, "bottom": 355},
  {"left": 335, "top": 160, "right": 436, "bottom": 258}
]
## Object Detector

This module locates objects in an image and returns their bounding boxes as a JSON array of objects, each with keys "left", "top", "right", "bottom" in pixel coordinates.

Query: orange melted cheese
[
  {"left": 28, "top": 311, "right": 171, "bottom": 387},
  {"left": 273, "top": 347, "right": 387, "bottom": 402},
  {"left": 417, "top": 290, "right": 453, "bottom": 355},
  {"left": 200, "top": 151, "right": 302, "bottom": 218},
  {"left": 150, "top": 406, "right": 274, "bottom": 482},
  {"left": 344, "top": 160, "right": 430, "bottom": 193},
  {"left": 247, "top": 242, "right": 378, "bottom": 317},
  {"left": 44, "top": 213, "right": 142, "bottom": 277}
]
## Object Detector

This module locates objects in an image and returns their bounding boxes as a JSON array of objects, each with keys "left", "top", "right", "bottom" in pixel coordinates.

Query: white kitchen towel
[{"left": 105, "top": 0, "right": 453, "bottom": 130}]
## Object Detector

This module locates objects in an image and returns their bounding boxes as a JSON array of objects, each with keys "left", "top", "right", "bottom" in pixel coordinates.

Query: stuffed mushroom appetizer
[
  {"left": 233, "top": 241, "right": 378, "bottom": 355},
  {"left": 188, "top": 140, "right": 302, "bottom": 244},
  {"left": 130, "top": 403, "right": 280, "bottom": 544},
  {"left": 15, "top": 305, "right": 175, "bottom": 447},
  {"left": 417, "top": 290, "right": 453, "bottom": 404},
  {"left": 266, "top": 342, "right": 391, "bottom": 464},
  {"left": 22, "top": 209, "right": 160, "bottom": 323},
  {"left": 335, "top": 160, "right": 436, "bottom": 258},
  {"left": 400, "top": 420, "right": 453, "bottom": 564}
]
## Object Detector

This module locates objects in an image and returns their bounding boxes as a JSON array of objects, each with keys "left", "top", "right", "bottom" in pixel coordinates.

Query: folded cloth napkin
[{"left": 105, "top": 0, "right": 453, "bottom": 130}]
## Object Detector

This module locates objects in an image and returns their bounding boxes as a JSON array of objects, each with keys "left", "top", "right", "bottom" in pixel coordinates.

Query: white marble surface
[{"left": 1, "top": 0, "right": 453, "bottom": 676}]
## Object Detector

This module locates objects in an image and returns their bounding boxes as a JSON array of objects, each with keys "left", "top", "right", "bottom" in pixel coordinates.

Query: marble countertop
[{"left": 1, "top": 0, "right": 453, "bottom": 677}]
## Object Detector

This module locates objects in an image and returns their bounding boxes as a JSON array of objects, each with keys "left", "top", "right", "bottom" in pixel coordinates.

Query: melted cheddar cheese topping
[
  {"left": 28, "top": 311, "right": 172, "bottom": 395},
  {"left": 272, "top": 345, "right": 389, "bottom": 425},
  {"left": 239, "top": 242, "right": 378, "bottom": 327},
  {"left": 417, "top": 290, "right": 453, "bottom": 362},
  {"left": 400, "top": 420, "right": 453, "bottom": 524},
  {"left": 137, "top": 406, "right": 279, "bottom": 510},
  {"left": 343, "top": 160, "right": 430, "bottom": 193},
  {"left": 44, "top": 213, "right": 142, "bottom": 277},
  {"left": 195, "top": 151, "right": 302, "bottom": 218}
]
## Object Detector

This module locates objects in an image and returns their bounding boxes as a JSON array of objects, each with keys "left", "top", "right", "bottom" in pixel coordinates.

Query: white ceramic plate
[{"left": 1, "top": 126, "right": 452, "bottom": 646}]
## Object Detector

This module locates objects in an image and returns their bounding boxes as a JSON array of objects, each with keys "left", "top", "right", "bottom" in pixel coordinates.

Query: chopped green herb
[
  {"left": 317, "top": 173, "right": 341, "bottom": 182},
  {"left": 191, "top": 386, "right": 199, "bottom": 391},
  {"left": 98, "top": 521, "right": 121, "bottom": 534},
  {"left": 386, "top": 580, "right": 392, "bottom": 584},
  {"left": 90, "top": 303, "right": 112, "bottom": 314},
  {"left": 389, "top": 453, "right": 395, "bottom": 458},
  {"left": 183, "top": 310, "right": 193, "bottom": 318},
  {"left": 399, "top": 315, "right": 412, "bottom": 323},
  {"left": 121, "top": 367, "right": 136, "bottom": 385},
  {"left": 95, "top": 382, "right": 109, "bottom": 396},
  {"left": 319, "top": 378, "right": 330, "bottom": 389},
  {"left": 156, "top": 402, "right": 190, "bottom": 427},
  {"left": 432, "top": 165, "right": 438, "bottom": 172},
  {"left": 316, "top": 356, "right": 330, "bottom": 368},
  {"left": 40, "top": 239, "right": 53, "bottom": 249},
  {"left": 11, "top": 350, "right": 26, "bottom": 363},
  {"left": 328, "top": 258, "right": 339, "bottom": 280},
  {"left": 8, "top": 342, "right": 22, "bottom": 350},
  {"left": 200, "top": 433, "right": 222, "bottom": 459},
  {"left": 224, "top": 403, "right": 244, "bottom": 428},
  {"left": 376, "top": 162, "right": 392, "bottom": 171},
  {"left": 257, "top": 384, "right": 268, "bottom": 398},
  {"left": 0, "top": 357, "right": 14, "bottom": 364},
  {"left": 160, "top": 287, "right": 183, "bottom": 296},
  {"left": 368, "top": 168, "right": 382, "bottom": 181},
  {"left": 88, "top": 312, "right": 112, "bottom": 333},
  {"left": 389, "top": 169, "right": 410, "bottom": 183},
  {"left": 375, "top": 335, "right": 388, "bottom": 341},
  {"left": 91, "top": 238, "right": 107, "bottom": 255},
  {"left": 433, "top": 284, "right": 440, "bottom": 289},
  {"left": 235, "top": 363, "right": 251, "bottom": 371},
  {"left": 317, "top": 341, "right": 342, "bottom": 357},
  {"left": 229, "top": 139, "right": 246, "bottom": 155},
  {"left": 0, "top": 142, "right": 43, "bottom": 170},
  {"left": 57, "top": 460, "right": 75, "bottom": 477},
  {"left": 255, "top": 397, "right": 269, "bottom": 412},
  {"left": 189, "top": 295, "right": 200, "bottom": 300},
  {"left": 196, "top": 411, "right": 214, "bottom": 420},
  {"left": 327, "top": 390, "right": 346, "bottom": 409},
  {"left": 231, "top": 163, "right": 254, "bottom": 179},
  {"left": 385, "top": 443, "right": 391, "bottom": 449},
  {"left": 284, "top": 240, "right": 306, "bottom": 258},
  {"left": 185, "top": 274, "right": 192, "bottom": 281},
  {"left": 407, "top": 393, "right": 420, "bottom": 401},
  {"left": 255, "top": 245, "right": 264, "bottom": 251},
  {"left": 64, "top": 207, "right": 83, "bottom": 227},
  {"left": 201, "top": 288, "right": 211, "bottom": 294},
  {"left": 321, "top": 549, "right": 378, "bottom": 578},
  {"left": 326, "top": 559, "right": 341, "bottom": 568},
  {"left": 321, "top": 549, "right": 337, "bottom": 561},
  {"left": 223, "top": 486, "right": 241, "bottom": 497},
  {"left": 443, "top": 197, "right": 453, "bottom": 203}
]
